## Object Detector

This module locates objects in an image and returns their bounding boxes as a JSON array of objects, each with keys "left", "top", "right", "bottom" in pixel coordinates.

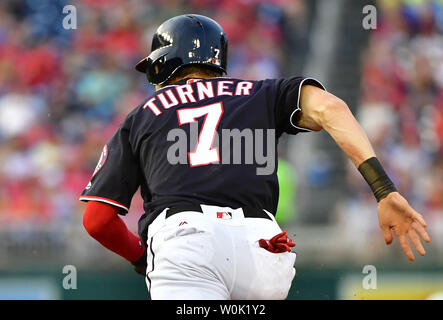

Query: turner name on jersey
[{"left": 143, "top": 79, "right": 254, "bottom": 116}]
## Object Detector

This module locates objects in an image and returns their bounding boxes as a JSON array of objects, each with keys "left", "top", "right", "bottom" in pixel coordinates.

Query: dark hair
[{"left": 162, "top": 65, "right": 223, "bottom": 86}]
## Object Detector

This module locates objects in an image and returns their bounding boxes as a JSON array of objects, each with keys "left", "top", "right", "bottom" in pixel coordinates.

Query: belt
[{"left": 165, "top": 205, "right": 273, "bottom": 220}]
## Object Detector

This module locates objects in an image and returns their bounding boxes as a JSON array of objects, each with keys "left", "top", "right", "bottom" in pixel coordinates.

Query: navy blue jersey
[{"left": 80, "top": 76, "right": 325, "bottom": 244}]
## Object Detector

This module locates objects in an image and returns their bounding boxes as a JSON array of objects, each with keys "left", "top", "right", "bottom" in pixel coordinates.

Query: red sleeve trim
[{"left": 79, "top": 196, "right": 129, "bottom": 212}]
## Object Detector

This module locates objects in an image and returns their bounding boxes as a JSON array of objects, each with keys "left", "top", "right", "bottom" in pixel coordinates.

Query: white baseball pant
[{"left": 144, "top": 204, "right": 296, "bottom": 300}]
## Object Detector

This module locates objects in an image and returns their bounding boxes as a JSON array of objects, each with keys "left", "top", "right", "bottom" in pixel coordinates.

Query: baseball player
[{"left": 80, "top": 14, "right": 431, "bottom": 300}]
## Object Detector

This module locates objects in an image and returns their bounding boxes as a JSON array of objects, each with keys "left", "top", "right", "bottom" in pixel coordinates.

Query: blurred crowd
[
  {"left": 0, "top": 0, "right": 304, "bottom": 231},
  {"left": 1, "top": 0, "right": 442, "bottom": 262},
  {"left": 336, "top": 0, "right": 443, "bottom": 254}
]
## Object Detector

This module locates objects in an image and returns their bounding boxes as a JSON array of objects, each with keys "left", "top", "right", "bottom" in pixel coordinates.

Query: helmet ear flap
[
  {"left": 150, "top": 59, "right": 166, "bottom": 83},
  {"left": 153, "top": 56, "right": 166, "bottom": 75},
  {"left": 147, "top": 60, "right": 161, "bottom": 83},
  {"left": 145, "top": 49, "right": 177, "bottom": 85}
]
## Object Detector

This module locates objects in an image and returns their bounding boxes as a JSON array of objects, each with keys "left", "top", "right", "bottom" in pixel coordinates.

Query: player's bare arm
[{"left": 297, "top": 84, "right": 431, "bottom": 261}]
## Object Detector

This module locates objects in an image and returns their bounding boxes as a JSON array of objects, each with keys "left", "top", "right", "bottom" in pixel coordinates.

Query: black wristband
[{"left": 357, "top": 157, "right": 397, "bottom": 202}]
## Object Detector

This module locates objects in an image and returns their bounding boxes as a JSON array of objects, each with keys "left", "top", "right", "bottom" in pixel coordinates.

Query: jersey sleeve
[
  {"left": 274, "top": 76, "right": 326, "bottom": 135},
  {"left": 79, "top": 120, "right": 142, "bottom": 215}
]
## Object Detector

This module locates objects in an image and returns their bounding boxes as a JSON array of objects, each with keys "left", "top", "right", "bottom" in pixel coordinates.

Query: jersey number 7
[{"left": 177, "top": 102, "right": 224, "bottom": 167}]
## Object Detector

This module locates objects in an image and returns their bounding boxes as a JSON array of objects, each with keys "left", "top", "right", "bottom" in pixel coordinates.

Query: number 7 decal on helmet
[{"left": 177, "top": 102, "right": 224, "bottom": 167}]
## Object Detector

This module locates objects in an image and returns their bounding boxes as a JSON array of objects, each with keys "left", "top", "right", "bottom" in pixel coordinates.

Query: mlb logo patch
[{"left": 216, "top": 211, "right": 232, "bottom": 219}]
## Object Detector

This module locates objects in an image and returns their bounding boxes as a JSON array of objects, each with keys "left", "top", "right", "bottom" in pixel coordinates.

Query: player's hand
[
  {"left": 132, "top": 263, "right": 147, "bottom": 276},
  {"left": 377, "top": 192, "right": 431, "bottom": 261},
  {"left": 131, "top": 250, "right": 147, "bottom": 276}
]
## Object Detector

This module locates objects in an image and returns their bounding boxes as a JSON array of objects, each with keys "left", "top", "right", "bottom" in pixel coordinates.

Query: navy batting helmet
[{"left": 135, "top": 14, "right": 228, "bottom": 85}]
